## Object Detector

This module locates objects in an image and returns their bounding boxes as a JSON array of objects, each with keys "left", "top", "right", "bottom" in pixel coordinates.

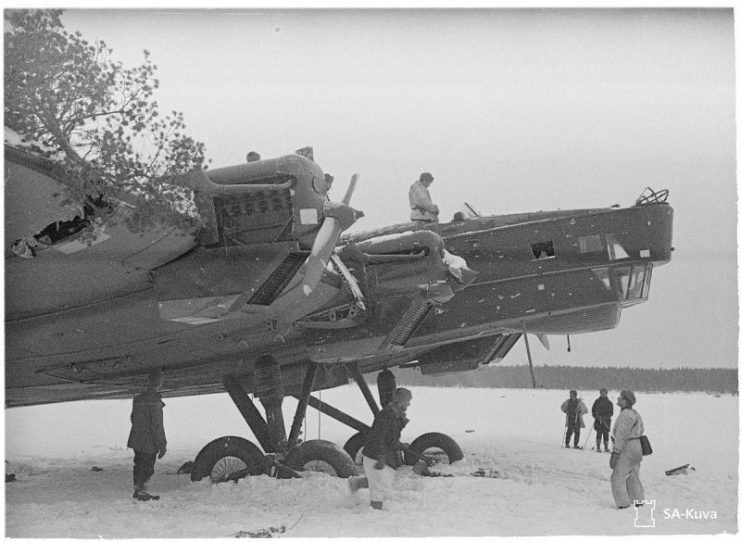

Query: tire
[
  {"left": 343, "top": 432, "right": 366, "bottom": 466},
  {"left": 404, "top": 432, "right": 464, "bottom": 466},
  {"left": 190, "top": 436, "right": 265, "bottom": 482},
  {"left": 282, "top": 439, "right": 359, "bottom": 478}
]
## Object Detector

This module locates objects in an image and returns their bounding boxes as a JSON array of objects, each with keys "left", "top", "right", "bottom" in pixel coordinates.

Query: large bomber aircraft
[{"left": 5, "top": 143, "right": 673, "bottom": 482}]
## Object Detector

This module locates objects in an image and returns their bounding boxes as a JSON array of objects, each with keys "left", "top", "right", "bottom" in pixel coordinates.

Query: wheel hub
[{"left": 210, "top": 456, "right": 249, "bottom": 482}]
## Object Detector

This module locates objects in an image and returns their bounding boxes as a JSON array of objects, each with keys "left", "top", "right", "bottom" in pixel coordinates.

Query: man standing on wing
[
  {"left": 355, "top": 387, "right": 412, "bottom": 510},
  {"left": 409, "top": 172, "right": 439, "bottom": 227},
  {"left": 127, "top": 371, "right": 167, "bottom": 502}
]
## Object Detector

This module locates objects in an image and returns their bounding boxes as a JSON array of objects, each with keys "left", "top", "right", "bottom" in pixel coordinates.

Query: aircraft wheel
[
  {"left": 404, "top": 432, "right": 464, "bottom": 466},
  {"left": 282, "top": 439, "right": 359, "bottom": 478},
  {"left": 343, "top": 432, "right": 366, "bottom": 466},
  {"left": 190, "top": 436, "right": 265, "bottom": 483}
]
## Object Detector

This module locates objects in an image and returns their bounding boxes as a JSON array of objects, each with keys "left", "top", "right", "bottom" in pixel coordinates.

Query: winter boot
[
  {"left": 134, "top": 483, "right": 160, "bottom": 502},
  {"left": 370, "top": 500, "right": 383, "bottom": 510},
  {"left": 134, "top": 489, "right": 160, "bottom": 501}
]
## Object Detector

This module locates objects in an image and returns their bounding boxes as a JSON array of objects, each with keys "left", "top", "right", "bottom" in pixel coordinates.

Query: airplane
[{"left": 5, "top": 141, "right": 674, "bottom": 483}]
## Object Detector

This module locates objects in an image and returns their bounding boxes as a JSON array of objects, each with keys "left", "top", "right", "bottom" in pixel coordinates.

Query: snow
[{"left": 4, "top": 386, "right": 738, "bottom": 537}]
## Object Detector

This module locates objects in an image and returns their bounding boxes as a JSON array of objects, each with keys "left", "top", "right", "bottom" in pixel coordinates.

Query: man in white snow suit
[
  {"left": 591, "top": 388, "right": 614, "bottom": 452},
  {"left": 409, "top": 172, "right": 439, "bottom": 226},
  {"left": 561, "top": 390, "right": 588, "bottom": 449},
  {"left": 349, "top": 387, "right": 412, "bottom": 510},
  {"left": 127, "top": 371, "right": 167, "bottom": 501},
  {"left": 610, "top": 390, "right": 646, "bottom": 508}
]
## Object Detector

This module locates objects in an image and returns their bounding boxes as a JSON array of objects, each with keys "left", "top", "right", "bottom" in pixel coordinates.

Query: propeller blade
[
  {"left": 302, "top": 173, "right": 361, "bottom": 296},
  {"left": 536, "top": 333, "right": 551, "bottom": 351},
  {"left": 302, "top": 217, "right": 342, "bottom": 296},
  {"left": 342, "top": 174, "right": 359, "bottom": 205}
]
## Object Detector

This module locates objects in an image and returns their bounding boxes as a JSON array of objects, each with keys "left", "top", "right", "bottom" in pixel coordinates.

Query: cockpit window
[
  {"left": 612, "top": 263, "right": 651, "bottom": 301},
  {"left": 593, "top": 263, "right": 652, "bottom": 302}
]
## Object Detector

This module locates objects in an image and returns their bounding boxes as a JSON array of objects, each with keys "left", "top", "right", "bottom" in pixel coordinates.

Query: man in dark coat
[
  {"left": 592, "top": 387, "right": 614, "bottom": 452},
  {"left": 127, "top": 371, "right": 167, "bottom": 501},
  {"left": 351, "top": 387, "right": 412, "bottom": 510},
  {"left": 561, "top": 389, "right": 588, "bottom": 449}
]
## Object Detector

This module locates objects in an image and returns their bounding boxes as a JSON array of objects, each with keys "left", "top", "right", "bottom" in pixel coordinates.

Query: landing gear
[
  {"left": 404, "top": 432, "right": 464, "bottom": 466},
  {"left": 343, "top": 432, "right": 366, "bottom": 466},
  {"left": 191, "top": 436, "right": 264, "bottom": 482},
  {"left": 189, "top": 361, "right": 463, "bottom": 484},
  {"left": 282, "top": 439, "right": 358, "bottom": 478}
]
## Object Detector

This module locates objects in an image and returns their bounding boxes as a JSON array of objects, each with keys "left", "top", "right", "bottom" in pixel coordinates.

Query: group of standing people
[
  {"left": 561, "top": 388, "right": 646, "bottom": 509},
  {"left": 560, "top": 387, "right": 613, "bottom": 451}
]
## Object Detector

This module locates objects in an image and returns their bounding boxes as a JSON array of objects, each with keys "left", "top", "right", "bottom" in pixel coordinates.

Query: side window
[
  {"left": 627, "top": 265, "right": 646, "bottom": 300},
  {"left": 531, "top": 241, "right": 555, "bottom": 260},
  {"left": 613, "top": 266, "right": 631, "bottom": 300}
]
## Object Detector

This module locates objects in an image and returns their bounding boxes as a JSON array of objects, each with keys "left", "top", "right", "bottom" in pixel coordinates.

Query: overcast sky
[{"left": 56, "top": 8, "right": 737, "bottom": 369}]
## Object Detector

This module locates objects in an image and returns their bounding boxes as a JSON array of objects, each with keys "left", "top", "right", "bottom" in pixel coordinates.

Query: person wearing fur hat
[
  {"left": 409, "top": 172, "right": 439, "bottom": 226},
  {"left": 610, "top": 390, "right": 645, "bottom": 508},
  {"left": 349, "top": 387, "right": 413, "bottom": 510}
]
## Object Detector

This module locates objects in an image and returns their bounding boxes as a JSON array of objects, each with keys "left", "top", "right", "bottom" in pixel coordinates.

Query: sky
[{"left": 25, "top": 8, "right": 739, "bottom": 369}]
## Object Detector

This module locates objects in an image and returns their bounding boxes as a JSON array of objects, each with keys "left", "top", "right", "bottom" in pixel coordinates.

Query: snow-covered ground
[{"left": 4, "top": 386, "right": 738, "bottom": 537}]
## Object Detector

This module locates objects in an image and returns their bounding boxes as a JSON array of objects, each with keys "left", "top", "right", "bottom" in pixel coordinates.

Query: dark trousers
[
  {"left": 133, "top": 450, "right": 157, "bottom": 490},
  {"left": 565, "top": 427, "right": 581, "bottom": 446},
  {"left": 596, "top": 429, "right": 609, "bottom": 449}
]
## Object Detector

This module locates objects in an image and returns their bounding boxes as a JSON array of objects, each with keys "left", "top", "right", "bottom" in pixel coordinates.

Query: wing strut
[{"left": 521, "top": 320, "right": 538, "bottom": 389}]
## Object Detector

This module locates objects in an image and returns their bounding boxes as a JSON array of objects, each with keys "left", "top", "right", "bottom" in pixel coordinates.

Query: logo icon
[{"left": 634, "top": 500, "right": 656, "bottom": 528}]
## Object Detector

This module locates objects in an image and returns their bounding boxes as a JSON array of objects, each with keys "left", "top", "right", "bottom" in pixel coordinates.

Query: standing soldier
[
  {"left": 127, "top": 371, "right": 167, "bottom": 501},
  {"left": 592, "top": 388, "right": 614, "bottom": 452},
  {"left": 561, "top": 390, "right": 588, "bottom": 449},
  {"left": 610, "top": 390, "right": 645, "bottom": 508},
  {"left": 409, "top": 172, "right": 439, "bottom": 226}
]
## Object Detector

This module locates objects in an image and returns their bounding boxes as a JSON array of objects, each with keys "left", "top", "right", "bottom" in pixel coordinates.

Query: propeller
[{"left": 302, "top": 174, "right": 362, "bottom": 296}]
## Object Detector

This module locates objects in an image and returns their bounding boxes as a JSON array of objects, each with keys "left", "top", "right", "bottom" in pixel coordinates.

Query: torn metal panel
[{"left": 4, "top": 158, "right": 81, "bottom": 244}]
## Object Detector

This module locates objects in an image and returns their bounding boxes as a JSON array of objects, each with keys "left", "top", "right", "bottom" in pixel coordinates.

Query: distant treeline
[{"left": 389, "top": 365, "right": 738, "bottom": 394}]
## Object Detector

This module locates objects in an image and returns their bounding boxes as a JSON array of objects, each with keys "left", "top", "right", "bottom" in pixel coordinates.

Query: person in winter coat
[
  {"left": 592, "top": 388, "right": 614, "bottom": 452},
  {"left": 127, "top": 371, "right": 167, "bottom": 502},
  {"left": 409, "top": 172, "right": 439, "bottom": 226},
  {"left": 610, "top": 390, "right": 645, "bottom": 509},
  {"left": 349, "top": 387, "right": 413, "bottom": 510},
  {"left": 561, "top": 390, "right": 588, "bottom": 449}
]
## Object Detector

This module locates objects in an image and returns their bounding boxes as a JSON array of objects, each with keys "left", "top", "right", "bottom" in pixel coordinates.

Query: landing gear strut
[
  {"left": 189, "top": 360, "right": 463, "bottom": 483},
  {"left": 190, "top": 357, "right": 358, "bottom": 482}
]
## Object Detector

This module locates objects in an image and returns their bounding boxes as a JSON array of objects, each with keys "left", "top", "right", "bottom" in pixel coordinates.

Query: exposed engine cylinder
[{"left": 377, "top": 369, "right": 397, "bottom": 407}]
